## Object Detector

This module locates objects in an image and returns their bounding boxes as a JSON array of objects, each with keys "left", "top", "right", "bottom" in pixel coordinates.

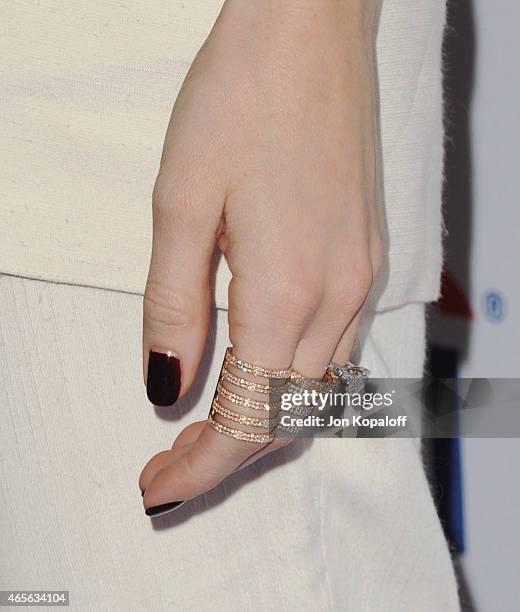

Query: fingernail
[
  {"left": 146, "top": 351, "right": 181, "bottom": 406},
  {"left": 145, "top": 501, "right": 186, "bottom": 517}
]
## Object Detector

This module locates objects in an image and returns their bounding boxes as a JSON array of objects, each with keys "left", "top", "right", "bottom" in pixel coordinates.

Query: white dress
[{"left": 0, "top": 1, "right": 460, "bottom": 610}]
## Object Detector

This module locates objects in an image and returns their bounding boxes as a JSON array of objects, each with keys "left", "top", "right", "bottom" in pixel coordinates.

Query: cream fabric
[
  {"left": 0, "top": 0, "right": 446, "bottom": 311},
  {"left": 0, "top": 275, "right": 460, "bottom": 611}
]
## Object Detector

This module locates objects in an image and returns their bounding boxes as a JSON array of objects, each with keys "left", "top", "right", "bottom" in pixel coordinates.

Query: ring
[
  {"left": 216, "top": 382, "right": 270, "bottom": 411},
  {"left": 211, "top": 398, "right": 276, "bottom": 428},
  {"left": 207, "top": 416, "right": 273, "bottom": 444},
  {"left": 276, "top": 368, "right": 337, "bottom": 434},
  {"left": 324, "top": 361, "right": 370, "bottom": 395},
  {"left": 224, "top": 349, "right": 291, "bottom": 379},
  {"left": 288, "top": 368, "right": 338, "bottom": 394},
  {"left": 207, "top": 348, "right": 289, "bottom": 444},
  {"left": 277, "top": 361, "right": 370, "bottom": 435}
]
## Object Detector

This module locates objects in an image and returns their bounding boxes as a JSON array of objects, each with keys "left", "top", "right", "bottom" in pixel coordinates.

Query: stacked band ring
[
  {"left": 208, "top": 348, "right": 371, "bottom": 441},
  {"left": 207, "top": 348, "right": 291, "bottom": 444}
]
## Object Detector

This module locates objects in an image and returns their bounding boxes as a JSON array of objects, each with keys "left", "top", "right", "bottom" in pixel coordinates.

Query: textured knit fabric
[
  {"left": 0, "top": 0, "right": 446, "bottom": 311},
  {"left": 0, "top": 275, "right": 460, "bottom": 611}
]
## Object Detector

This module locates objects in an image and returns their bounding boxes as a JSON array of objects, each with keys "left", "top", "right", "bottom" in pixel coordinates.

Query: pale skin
[{"left": 139, "top": 0, "right": 383, "bottom": 510}]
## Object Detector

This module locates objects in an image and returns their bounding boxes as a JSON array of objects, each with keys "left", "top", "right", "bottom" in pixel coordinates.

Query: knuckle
[
  {"left": 151, "top": 173, "right": 198, "bottom": 226},
  {"left": 230, "top": 274, "right": 322, "bottom": 344},
  {"left": 329, "top": 255, "right": 374, "bottom": 312},
  {"left": 151, "top": 174, "right": 174, "bottom": 216},
  {"left": 143, "top": 281, "right": 198, "bottom": 332},
  {"left": 268, "top": 274, "right": 323, "bottom": 320},
  {"left": 282, "top": 280, "right": 321, "bottom": 311}
]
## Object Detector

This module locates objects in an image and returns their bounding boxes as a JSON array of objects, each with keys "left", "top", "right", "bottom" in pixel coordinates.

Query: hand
[{"left": 139, "top": 0, "right": 382, "bottom": 514}]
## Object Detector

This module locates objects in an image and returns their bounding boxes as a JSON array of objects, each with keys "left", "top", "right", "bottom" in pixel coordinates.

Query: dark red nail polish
[
  {"left": 145, "top": 501, "right": 186, "bottom": 517},
  {"left": 146, "top": 351, "right": 181, "bottom": 406}
]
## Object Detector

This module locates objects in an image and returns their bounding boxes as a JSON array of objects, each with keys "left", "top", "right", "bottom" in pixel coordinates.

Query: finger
[
  {"left": 238, "top": 307, "right": 367, "bottom": 473},
  {"left": 236, "top": 290, "right": 361, "bottom": 470},
  {"left": 291, "top": 297, "right": 358, "bottom": 378},
  {"left": 237, "top": 303, "right": 365, "bottom": 472},
  {"left": 139, "top": 421, "right": 206, "bottom": 494},
  {"left": 143, "top": 171, "right": 224, "bottom": 406},
  {"left": 139, "top": 449, "right": 178, "bottom": 494},
  {"left": 144, "top": 421, "right": 276, "bottom": 514},
  {"left": 289, "top": 242, "right": 372, "bottom": 377},
  {"left": 142, "top": 274, "right": 309, "bottom": 512}
]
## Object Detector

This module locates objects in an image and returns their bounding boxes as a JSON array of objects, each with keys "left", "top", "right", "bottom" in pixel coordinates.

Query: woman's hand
[{"left": 139, "top": 0, "right": 383, "bottom": 514}]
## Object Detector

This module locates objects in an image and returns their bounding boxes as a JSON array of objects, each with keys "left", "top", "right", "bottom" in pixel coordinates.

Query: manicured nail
[
  {"left": 145, "top": 501, "right": 186, "bottom": 517},
  {"left": 146, "top": 351, "right": 181, "bottom": 406}
]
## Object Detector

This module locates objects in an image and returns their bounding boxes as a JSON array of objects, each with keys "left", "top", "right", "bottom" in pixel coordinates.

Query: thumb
[{"left": 143, "top": 175, "right": 223, "bottom": 406}]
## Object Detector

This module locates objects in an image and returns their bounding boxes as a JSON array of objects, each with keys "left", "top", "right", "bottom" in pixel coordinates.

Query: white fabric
[
  {"left": 0, "top": 0, "right": 446, "bottom": 311},
  {"left": 0, "top": 275, "right": 460, "bottom": 611}
]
